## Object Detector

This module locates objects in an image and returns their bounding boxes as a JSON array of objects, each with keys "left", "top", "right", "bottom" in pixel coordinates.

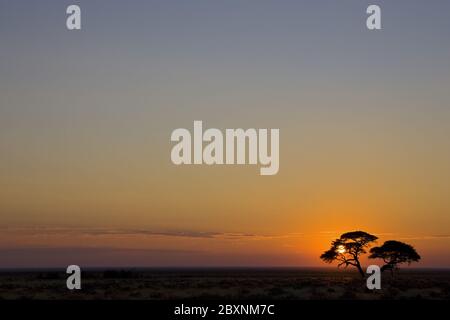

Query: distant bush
[{"left": 102, "top": 270, "right": 136, "bottom": 279}]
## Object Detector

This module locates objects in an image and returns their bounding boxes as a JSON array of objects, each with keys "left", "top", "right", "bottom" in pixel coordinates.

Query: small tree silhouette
[
  {"left": 369, "top": 240, "right": 421, "bottom": 276},
  {"left": 320, "top": 231, "right": 378, "bottom": 278}
]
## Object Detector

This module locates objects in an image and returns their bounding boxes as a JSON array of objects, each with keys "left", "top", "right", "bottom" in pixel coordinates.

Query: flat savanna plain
[{"left": 0, "top": 268, "right": 449, "bottom": 300}]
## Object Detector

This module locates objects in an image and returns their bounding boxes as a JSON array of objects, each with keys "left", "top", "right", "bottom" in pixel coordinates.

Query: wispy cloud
[
  {"left": 398, "top": 235, "right": 450, "bottom": 240},
  {"left": 0, "top": 226, "right": 300, "bottom": 241},
  {"left": 4, "top": 227, "right": 447, "bottom": 243},
  {"left": 317, "top": 230, "right": 450, "bottom": 241}
]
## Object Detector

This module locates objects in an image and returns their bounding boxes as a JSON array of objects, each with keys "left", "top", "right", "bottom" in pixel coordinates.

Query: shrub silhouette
[
  {"left": 320, "top": 231, "right": 378, "bottom": 278},
  {"left": 369, "top": 240, "right": 421, "bottom": 276}
]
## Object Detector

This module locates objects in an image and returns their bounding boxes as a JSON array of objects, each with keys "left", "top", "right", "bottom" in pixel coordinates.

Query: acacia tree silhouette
[
  {"left": 320, "top": 231, "right": 378, "bottom": 278},
  {"left": 369, "top": 240, "right": 421, "bottom": 276}
]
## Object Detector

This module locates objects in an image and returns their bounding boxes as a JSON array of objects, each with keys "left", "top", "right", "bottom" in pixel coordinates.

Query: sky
[{"left": 0, "top": 0, "right": 449, "bottom": 268}]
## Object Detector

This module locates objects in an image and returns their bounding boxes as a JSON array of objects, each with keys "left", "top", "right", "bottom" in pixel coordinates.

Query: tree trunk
[{"left": 356, "top": 261, "right": 365, "bottom": 278}]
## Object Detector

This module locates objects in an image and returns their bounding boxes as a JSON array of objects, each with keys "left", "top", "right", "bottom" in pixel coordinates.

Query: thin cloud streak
[{"left": 0, "top": 226, "right": 304, "bottom": 241}]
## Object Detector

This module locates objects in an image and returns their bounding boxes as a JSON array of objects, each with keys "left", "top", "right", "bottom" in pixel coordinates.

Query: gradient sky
[{"left": 1, "top": 0, "right": 450, "bottom": 268}]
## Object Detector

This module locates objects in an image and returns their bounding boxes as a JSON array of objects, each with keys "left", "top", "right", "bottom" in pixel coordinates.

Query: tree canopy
[
  {"left": 320, "top": 231, "right": 378, "bottom": 277},
  {"left": 369, "top": 240, "right": 421, "bottom": 274}
]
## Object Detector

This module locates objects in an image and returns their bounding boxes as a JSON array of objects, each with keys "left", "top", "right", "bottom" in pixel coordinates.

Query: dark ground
[{"left": 0, "top": 268, "right": 449, "bottom": 300}]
